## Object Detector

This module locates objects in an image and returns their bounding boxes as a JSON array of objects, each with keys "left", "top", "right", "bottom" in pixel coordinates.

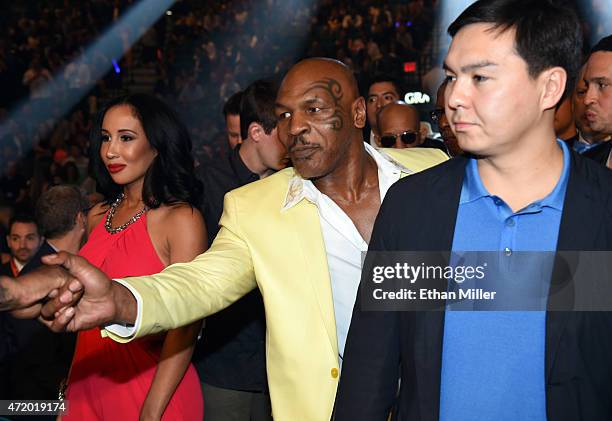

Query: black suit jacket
[
  {"left": 193, "top": 146, "right": 267, "bottom": 392},
  {"left": 336, "top": 152, "right": 612, "bottom": 421},
  {"left": 582, "top": 141, "right": 611, "bottom": 167},
  {"left": 1, "top": 241, "right": 76, "bottom": 400},
  {"left": 19, "top": 241, "right": 56, "bottom": 275},
  {"left": 0, "top": 262, "right": 15, "bottom": 399}
]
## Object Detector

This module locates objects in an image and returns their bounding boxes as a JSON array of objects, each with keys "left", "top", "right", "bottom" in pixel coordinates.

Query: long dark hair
[{"left": 89, "top": 93, "right": 203, "bottom": 208}]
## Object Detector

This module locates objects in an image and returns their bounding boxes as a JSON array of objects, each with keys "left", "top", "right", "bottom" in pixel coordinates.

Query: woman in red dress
[{"left": 63, "top": 94, "right": 206, "bottom": 420}]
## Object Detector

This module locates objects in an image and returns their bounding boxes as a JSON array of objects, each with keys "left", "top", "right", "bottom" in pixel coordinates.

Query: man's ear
[
  {"left": 352, "top": 97, "right": 367, "bottom": 129},
  {"left": 248, "top": 122, "right": 264, "bottom": 143},
  {"left": 540, "top": 66, "right": 567, "bottom": 111},
  {"left": 76, "top": 211, "right": 86, "bottom": 228}
]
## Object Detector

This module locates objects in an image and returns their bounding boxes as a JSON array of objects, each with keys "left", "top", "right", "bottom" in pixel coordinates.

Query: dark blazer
[
  {"left": 420, "top": 137, "right": 448, "bottom": 154},
  {"left": 2, "top": 241, "right": 76, "bottom": 401},
  {"left": 0, "top": 260, "right": 16, "bottom": 398},
  {"left": 335, "top": 152, "right": 612, "bottom": 421},
  {"left": 582, "top": 141, "right": 611, "bottom": 167},
  {"left": 19, "top": 241, "right": 56, "bottom": 275},
  {"left": 193, "top": 146, "right": 267, "bottom": 392},
  {"left": 0, "top": 261, "right": 12, "bottom": 277}
]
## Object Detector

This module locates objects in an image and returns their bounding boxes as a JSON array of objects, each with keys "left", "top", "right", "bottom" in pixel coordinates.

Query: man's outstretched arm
[
  {"left": 0, "top": 277, "right": 19, "bottom": 311},
  {"left": 42, "top": 194, "right": 257, "bottom": 340},
  {"left": 0, "top": 265, "right": 71, "bottom": 317}
]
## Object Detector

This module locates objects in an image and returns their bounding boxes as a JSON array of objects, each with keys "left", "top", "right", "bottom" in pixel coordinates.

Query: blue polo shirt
[{"left": 439, "top": 140, "right": 570, "bottom": 421}]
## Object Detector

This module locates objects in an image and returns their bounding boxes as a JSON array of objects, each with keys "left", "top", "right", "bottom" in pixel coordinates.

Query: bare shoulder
[
  {"left": 87, "top": 202, "right": 110, "bottom": 233},
  {"left": 148, "top": 203, "right": 204, "bottom": 228},
  {"left": 147, "top": 203, "right": 207, "bottom": 259}
]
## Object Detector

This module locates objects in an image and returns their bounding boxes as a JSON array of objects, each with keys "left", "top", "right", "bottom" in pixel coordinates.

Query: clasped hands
[{"left": 7, "top": 252, "right": 123, "bottom": 332}]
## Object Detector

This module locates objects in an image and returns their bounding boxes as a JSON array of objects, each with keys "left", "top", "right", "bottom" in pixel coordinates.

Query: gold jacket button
[{"left": 331, "top": 368, "right": 339, "bottom": 379}]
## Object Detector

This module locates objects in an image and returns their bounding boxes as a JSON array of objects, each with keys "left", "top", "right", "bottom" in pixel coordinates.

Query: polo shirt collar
[{"left": 460, "top": 139, "right": 571, "bottom": 212}]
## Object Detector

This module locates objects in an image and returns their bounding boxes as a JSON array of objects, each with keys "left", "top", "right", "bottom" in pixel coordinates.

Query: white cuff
[{"left": 103, "top": 279, "right": 143, "bottom": 338}]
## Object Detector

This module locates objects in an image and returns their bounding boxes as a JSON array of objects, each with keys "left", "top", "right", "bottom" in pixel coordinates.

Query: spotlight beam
[{"left": 1, "top": 0, "right": 175, "bottom": 153}]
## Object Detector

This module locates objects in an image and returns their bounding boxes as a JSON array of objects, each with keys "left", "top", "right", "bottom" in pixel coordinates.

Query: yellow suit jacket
[{"left": 103, "top": 147, "right": 447, "bottom": 420}]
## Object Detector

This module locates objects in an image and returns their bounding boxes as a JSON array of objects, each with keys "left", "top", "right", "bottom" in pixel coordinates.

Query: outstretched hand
[
  {"left": 38, "top": 252, "right": 119, "bottom": 332},
  {"left": 1, "top": 265, "right": 72, "bottom": 318}
]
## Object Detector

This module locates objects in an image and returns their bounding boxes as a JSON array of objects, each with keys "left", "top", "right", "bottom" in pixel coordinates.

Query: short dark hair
[
  {"left": 8, "top": 214, "right": 39, "bottom": 236},
  {"left": 239, "top": 79, "right": 278, "bottom": 141},
  {"left": 223, "top": 91, "right": 243, "bottom": 118},
  {"left": 366, "top": 74, "right": 403, "bottom": 97},
  {"left": 590, "top": 35, "right": 612, "bottom": 54},
  {"left": 35, "top": 185, "right": 88, "bottom": 239},
  {"left": 448, "top": 0, "right": 582, "bottom": 101},
  {"left": 89, "top": 93, "right": 203, "bottom": 208}
]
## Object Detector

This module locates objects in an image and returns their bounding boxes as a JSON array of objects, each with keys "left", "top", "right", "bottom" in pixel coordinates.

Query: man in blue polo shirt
[{"left": 336, "top": 0, "right": 612, "bottom": 420}]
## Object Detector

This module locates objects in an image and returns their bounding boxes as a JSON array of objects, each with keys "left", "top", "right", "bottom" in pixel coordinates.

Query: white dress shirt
[{"left": 281, "top": 143, "right": 402, "bottom": 364}]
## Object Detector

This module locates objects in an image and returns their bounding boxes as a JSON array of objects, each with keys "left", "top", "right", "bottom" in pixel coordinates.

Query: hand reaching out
[
  {"left": 39, "top": 252, "right": 122, "bottom": 332},
  {"left": 1, "top": 265, "right": 73, "bottom": 318}
]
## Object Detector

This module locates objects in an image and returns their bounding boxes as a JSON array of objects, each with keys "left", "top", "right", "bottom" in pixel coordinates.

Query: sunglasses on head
[{"left": 380, "top": 131, "right": 418, "bottom": 148}]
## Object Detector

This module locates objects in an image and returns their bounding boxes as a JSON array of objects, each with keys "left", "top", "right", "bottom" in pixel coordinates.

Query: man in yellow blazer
[{"left": 7, "top": 58, "right": 447, "bottom": 420}]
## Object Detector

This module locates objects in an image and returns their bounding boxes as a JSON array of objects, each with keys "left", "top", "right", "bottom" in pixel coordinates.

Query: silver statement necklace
[{"left": 104, "top": 193, "right": 147, "bottom": 234}]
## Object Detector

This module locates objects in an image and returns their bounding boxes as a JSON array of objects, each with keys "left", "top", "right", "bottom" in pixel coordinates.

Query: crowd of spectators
[
  {"left": 0, "top": 0, "right": 444, "bottom": 212},
  {"left": 0, "top": 0, "right": 606, "bottom": 249}
]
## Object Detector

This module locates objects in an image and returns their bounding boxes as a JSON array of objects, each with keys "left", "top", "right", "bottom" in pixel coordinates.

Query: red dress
[{"left": 64, "top": 212, "right": 203, "bottom": 420}]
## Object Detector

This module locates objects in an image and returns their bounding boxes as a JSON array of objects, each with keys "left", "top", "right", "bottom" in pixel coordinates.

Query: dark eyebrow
[
  {"left": 99, "top": 128, "right": 138, "bottom": 137},
  {"left": 100, "top": 128, "right": 137, "bottom": 132},
  {"left": 444, "top": 60, "right": 498, "bottom": 73},
  {"left": 302, "top": 98, "right": 325, "bottom": 106},
  {"left": 586, "top": 76, "right": 611, "bottom": 84}
]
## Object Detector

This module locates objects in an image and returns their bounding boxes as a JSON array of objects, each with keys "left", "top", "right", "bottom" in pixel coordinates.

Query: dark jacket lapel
[
  {"left": 545, "top": 151, "right": 610, "bottom": 381},
  {"left": 413, "top": 157, "right": 467, "bottom": 421}
]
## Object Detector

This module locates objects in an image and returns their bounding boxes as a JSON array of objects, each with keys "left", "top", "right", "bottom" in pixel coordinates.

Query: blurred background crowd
[{"left": 0, "top": 0, "right": 608, "bottom": 249}]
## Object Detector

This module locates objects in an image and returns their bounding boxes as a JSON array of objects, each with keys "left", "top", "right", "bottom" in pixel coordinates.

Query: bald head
[
  {"left": 274, "top": 57, "right": 367, "bottom": 179},
  {"left": 281, "top": 58, "right": 360, "bottom": 103},
  {"left": 377, "top": 102, "right": 420, "bottom": 131},
  {"left": 376, "top": 102, "right": 422, "bottom": 149}
]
